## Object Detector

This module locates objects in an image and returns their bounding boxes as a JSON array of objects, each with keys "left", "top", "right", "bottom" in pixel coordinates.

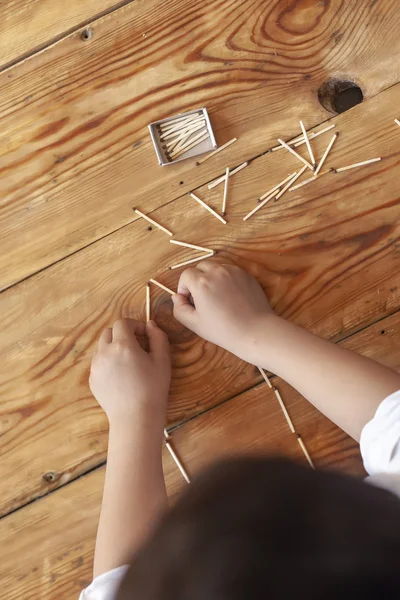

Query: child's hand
[
  {"left": 90, "top": 319, "right": 171, "bottom": 429},
  {"left": 172, "top": 263, "right": 275, "bottom": 364}
]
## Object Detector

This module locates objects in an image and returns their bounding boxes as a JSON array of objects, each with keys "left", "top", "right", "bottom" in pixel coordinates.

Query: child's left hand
[{"left": 90, "top": 319, "right": 171, "bottom": 429}]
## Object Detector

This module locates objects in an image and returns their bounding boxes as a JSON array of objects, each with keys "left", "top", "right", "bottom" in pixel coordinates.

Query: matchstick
[
  {"left": 273, "top": 387, "right": 296, "bottom": 434},
  {"left": 258, "top": 366, "right": 272, "bottom": 388},
  {"left": 159, "top": 113, "right": 201, "bottom": 128},
  {"left": 289, "top": 169, "right": 332, "bottom": 192},
  {"left": 159, "top": 114, "right": 202, "bottom": 134},
  {"left": 149, "top": 278, "right": 175, "bottom": 295},
  {"left": 222, "top": 167, "right": 229, "bottom": 215},
  {"left": 170, "top": 132, "right": 210, "bottom": 161},
  {"left": 133, "top": 208, "right": 173, "bottom": 236},
  {"left": 170, "top": 239, "right": 215, "bottom": 254},
  {"left": 395, "top": 119, "right": 400, "bottom": 127},
  {"left": 189, "top": 193, "right": 227, "bottom": 224},
  {"left": 208, "top": 162, "right": 248, "bottom": 189},
  {"left": 277, "top": 139, "right": 315, "bottom": 171},
  {"left": 271, "top": 124, "right": 335, "bottom": 152},
  {"left": 161, "top": 118, "right": 205, "bottom": 140},
  {"left": 169, "top": 252, "right": 214, "bottom": 270},
  {"left": 258, "top": 172, "right": 297, "bottom": 201},
  {"left": 164, "top": 121, "right": 206, "bottom": 146},
  {"left": 195, "top": 138, "right": 238, "bottom": 166},
  {"left": 243, "top": 189, "right": 280, "bottom": 221},
  {"left": 164, "top": 436, "right": 191, "bottom": 483},
  {"left": 314, "top": 133, "right": 338, "bottom": 177},
  {"left": 275, "top": 166, "right": 307, "bottom": 200},
  {"left": 300, "top": 121, "right": 316, "bottom": 166},
  {"left": 334, "top": 157, "right": 382, "bottom": 173},
  {"left": 297, "top": 435, "right": 315, "bottom": 469},
  {"left": 170, "top": 128, "right": 209, "bottom": 158},
  {"left": 293, "top": 124, "right": 336, "bottom": 148},
  {"left": 146, "top": 283, "right": 151, "bottom": 322}
]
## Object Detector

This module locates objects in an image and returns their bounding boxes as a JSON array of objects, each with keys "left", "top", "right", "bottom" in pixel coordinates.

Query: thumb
[
  {"left": 172, "top": 293, "right": 198, "bottom": 330},
  {"left": 146, "top": 321, "right": 170, "bottom": 364}
]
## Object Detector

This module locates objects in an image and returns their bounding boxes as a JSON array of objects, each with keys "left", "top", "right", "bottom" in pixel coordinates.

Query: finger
[
  {"left": 112, "top": 319, "right": 141, "bottom": 345},
  {"left": 146, "top": 321, "right": 171, "bottom": 366},
  {"left": 98, "top": 327, "right": 112, "bottom": 351},
  {"left": 177, "top": 267, "right": 202, "bottom": 296},
  {"left": 195, "top": 259, "right": 219, "bottom": 273},
  {"left": 172, "top": 293, "right": 198, "bottom": 330}
]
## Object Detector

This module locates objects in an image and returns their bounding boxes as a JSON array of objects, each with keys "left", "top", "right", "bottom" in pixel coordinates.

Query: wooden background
[{"left": 1, "top": 0, "right": 400, "bottom": 597}]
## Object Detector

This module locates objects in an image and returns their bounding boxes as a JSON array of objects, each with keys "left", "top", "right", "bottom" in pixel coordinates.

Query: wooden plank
[
  {"left": 1, "top": 0, "right": 400, "bottom": 289},
  {"left": 0, "top": 83, "right": 400, "bottom": 515},
  {"left": 0, "top": 0, "right": 132, "bottom": 70},
  {"left": 0, "top": 365, "right": 366, "bottom": 600}
]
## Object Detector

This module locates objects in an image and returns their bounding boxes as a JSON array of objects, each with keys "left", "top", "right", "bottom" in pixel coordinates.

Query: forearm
[
  {"left": 93, "top": 416, "right": 167, "bottom": 578},
  {"left": 250, "top": 315, "right": 400, "bottom": 441}
]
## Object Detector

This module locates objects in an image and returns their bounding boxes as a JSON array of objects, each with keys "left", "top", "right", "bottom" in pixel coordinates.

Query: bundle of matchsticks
[{"left": 157, "top": 111, "right": 211, "bottom": 163}]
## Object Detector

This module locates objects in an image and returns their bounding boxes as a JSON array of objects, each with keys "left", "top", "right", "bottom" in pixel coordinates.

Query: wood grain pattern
[
  {"left": 1, "top": 83, "right": 400, "bottom": 516},
  {"left": 1, "top": 0, "right": 400, "bottom": 289},
  {"left": 0, "top": 365, "right": 366, "bottom": 600},
  {"left": 0, "top": 0, "right": 132, "bottom": 70}
]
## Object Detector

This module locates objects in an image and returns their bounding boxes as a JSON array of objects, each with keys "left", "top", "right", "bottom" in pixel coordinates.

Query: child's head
[{"left": 117, "top": 457, "right": 400, "bottom": 599}]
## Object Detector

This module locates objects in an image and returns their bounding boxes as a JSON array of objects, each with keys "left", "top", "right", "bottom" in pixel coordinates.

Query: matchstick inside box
[{"left": 148, "top": 108, "right": 217, "bottom": 165}]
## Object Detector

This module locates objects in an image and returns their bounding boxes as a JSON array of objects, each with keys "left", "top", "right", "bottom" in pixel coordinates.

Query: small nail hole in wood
[{"left": 81, "top": 28, "right": 93, "bottom": 41}]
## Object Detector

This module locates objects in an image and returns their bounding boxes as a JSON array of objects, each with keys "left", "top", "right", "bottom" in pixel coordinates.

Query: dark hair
[{"left": 117, "top": 457, "right": 400, "bottom": 599}]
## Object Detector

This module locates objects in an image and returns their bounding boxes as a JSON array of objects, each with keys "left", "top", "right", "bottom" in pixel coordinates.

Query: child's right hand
[{"left": 172, "top": 263, "right": 275, "bottom": 364}]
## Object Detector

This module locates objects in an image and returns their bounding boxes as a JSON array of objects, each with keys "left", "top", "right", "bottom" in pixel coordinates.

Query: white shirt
[{"left": 79, "top": 390, "right": 400, "bottom": 600}]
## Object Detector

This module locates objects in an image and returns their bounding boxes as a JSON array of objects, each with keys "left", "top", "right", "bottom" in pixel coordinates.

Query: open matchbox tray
[{"left": 148, "top": 108, "right": 217, "bottom": 166}]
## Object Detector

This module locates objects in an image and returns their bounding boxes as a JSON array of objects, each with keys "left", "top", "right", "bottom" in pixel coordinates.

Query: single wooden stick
[
  {"left": 133, "top": 208, "right": 173, "bottom": 236},
  {"left": 161, "top": 118, "right": 205, "bottom": 140},
  {"left": 169, "top": 252, "right": 214, "bottom": 270},
  {"left": 395, "top": 119, "right": 400, "bottom": 127},
  {"left": 258, "top": 366, "right": 272, "bottom": 388},
  {"left": 159, "top": 114, "right": 201, "bottom": 134},
  {"left": 189, "top": 193, "right": 227, "bottom": 224},
  {"left": 314, "top": 133, "right": 338, "bottom": 177},
  {"left": 195, "top": 138, "right": 238, "bottom": 166},
  {"left": 146, "top": 283, "right": 151, "bottom": 322},
  {"left": 222, "top": 167, "right": 229, "bottom": 215},
  {"left": 297, "top": 435, "right": 315, "bottom": 469},
  {"left": 259, "top": 172, "right": 297, "bottom": 201},
  {"left": 278, "top": 139, "right": 315, "bottom": 171},
  {"left": 273, "top": 387, "right": 296, "bottom": 434},
  {"left": 165, "top": 438, "right": 191, "bottom": 483},
  {"left": 334, "top": 157, "right": 382, "bottom": 173},
  {"left": 300, "top": 120, "right": 316, "bottom": 166},
  {"left": 289, "top": 169, "right": 332, "bottom": 192},
  {"left": 170, "top": 133, "right": 210, "bottom": 161},
  {"left": 159, "top": 113, "right": 201, "bottom": 128},
  {"left": 165, "top": 121, "right": 206, "bottom": 147},
  {"left": 149, "top": 278, "right": 175, "bottom": 295},
  {"left": 271, "top": 124, "right": 336, "bottom": 152},
  {"left": 293, "top": 124, "right": 335, "bottom": 148},
  {"left": 170, "top": 239, "right": 215, "bottom": 254},
  {"left": 243, "top": 189, "right": 280, "bottom": 221},
  {"left": 208, "top": 162, "right": 248, "bottom": 189},
  {"left": 275, "top": 166, "right": 307, "bottom": 200},
  {"left": 170, "top": 128, "right": 208, "bottom": 157}
]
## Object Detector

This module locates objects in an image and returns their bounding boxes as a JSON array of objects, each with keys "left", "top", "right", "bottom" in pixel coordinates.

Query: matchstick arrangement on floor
[{"left": 138, "top": 114, "right": 392, "bottom": 482}]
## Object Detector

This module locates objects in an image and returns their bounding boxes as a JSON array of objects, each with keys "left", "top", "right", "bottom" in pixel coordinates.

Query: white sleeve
[
  {"left": 79, "top": 566, "right": 129, "bottom": 600},
  {"left": 360, "top": 390, "right": 400, "bottom": 498}
]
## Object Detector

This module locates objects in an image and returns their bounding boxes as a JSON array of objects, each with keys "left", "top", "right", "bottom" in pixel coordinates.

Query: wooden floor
[{"left": 1, "top": 0, "right": 400, "bottom": 596}]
